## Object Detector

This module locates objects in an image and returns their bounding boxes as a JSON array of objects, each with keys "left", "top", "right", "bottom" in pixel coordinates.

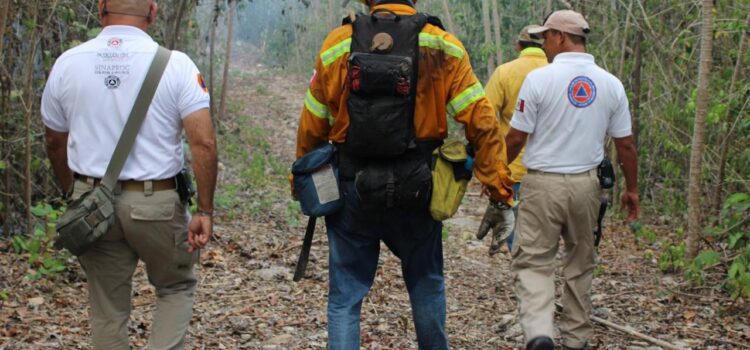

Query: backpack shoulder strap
[
  {"left": 342, "top": 11, "right": 362, "bottom": 25},
  {"left": 426, "top": 15, "right": 445, "bottom": 31}
]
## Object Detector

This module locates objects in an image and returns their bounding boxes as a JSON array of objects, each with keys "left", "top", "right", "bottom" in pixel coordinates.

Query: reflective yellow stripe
[
  {"left": 321, "top": 38, "right": 352, "bottom": 66},
  {"left": 304, "top": 90, "right": 333, "bottom": 124},
  {"left": 447, "top": 82, "right": 485, "bottom": 118},
  {"left": 419, "top": 33, "right": 465, "bottom": 59}
]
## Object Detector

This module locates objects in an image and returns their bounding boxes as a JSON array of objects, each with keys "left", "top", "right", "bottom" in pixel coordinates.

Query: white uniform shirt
[
  {"left": 42, "top": 25, "right": 210, "bottom": 181},
  {"left": 510, "top": 52, "right": 632, "bottom": 174}
]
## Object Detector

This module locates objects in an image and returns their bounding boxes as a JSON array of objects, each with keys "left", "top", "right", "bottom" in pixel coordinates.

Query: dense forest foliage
[{"left": 1, "top": 0, "right": 749, "bottom": 299}]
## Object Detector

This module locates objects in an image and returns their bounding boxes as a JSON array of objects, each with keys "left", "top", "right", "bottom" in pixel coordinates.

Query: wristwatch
[{"left": 195, "top": 210, "right": 214, "bottom": 217}]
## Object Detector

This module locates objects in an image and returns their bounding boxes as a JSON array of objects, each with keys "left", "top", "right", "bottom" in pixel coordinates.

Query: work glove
[{"left": 476, "top": 201, "right": 515, "bottom": 256}]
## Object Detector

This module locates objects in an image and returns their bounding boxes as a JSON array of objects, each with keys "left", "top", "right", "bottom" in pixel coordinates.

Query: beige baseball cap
[
  {"left": 518, "top": 25, "right": 545, "bottom": 45},
  {"left": 528, "top": 10, "right": 591, "bottom": 38}
]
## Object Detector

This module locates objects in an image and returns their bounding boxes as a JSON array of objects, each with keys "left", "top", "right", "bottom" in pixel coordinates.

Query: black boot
[{"left": 526, "top": 336, "right": 554, "bottom": 350}]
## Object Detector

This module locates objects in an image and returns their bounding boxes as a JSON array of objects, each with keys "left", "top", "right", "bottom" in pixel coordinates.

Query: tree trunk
[
  {"left": 0, "top": 0, "right": 10, "bottom": 56},
  {"left": 23, "top": 0, "right": 40, "bottom": 235},
  {"left": 1, "top": 81, "right": 7, "bottom": 232},
  {"left": 578, "top": 0, "right": 586, "bottom": 17},
  {"left": 440, "top": 0, "right": 456, "bottom": 35},
  {"left": 632, "top": 29, "right": 643, "bottom": 147},
  {"left": 616, "top": 0, "right": 633, "bottom": 79},
  {"left": 291, "top": 5, "right": 303, "bottom": 73},
  {"left": 0, "top": 0, "right": 10, "bottom": 229},
  {"left": 557, "top": 0, "right": 573, "bottom": 10},
  {"left": 481, "top": 0, "right": 494, "bottom": 77},
  {"left": 218, "top": 0, "right": 236, "bottom": 121},
  {"left": 327, "top": 0, "right": 336, "bottom": 30},
  {"left": 712, "top": 13, "right": 750, "bottom": 217},
  {"left": 609, "top": 0, "right": 634, "bottom": 209},
  {"left": 686, "top": 0, "right": 715, "bottom": 260},
  {"left": 169, "top": 0, "right": 189, "bottom": 50},
  {"left": 491, "top": 0, "right": 503, "bottom": 66},
  {"left": 208, "top": 0, "right": 221, "bottom": 116}
]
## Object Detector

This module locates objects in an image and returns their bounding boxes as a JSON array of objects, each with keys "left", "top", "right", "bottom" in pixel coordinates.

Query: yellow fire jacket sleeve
[
  {"left": 444, "top": 37, "right": 514, "bottom": 205},
  {"left": 295, "top": 27, "right": 350, "bottom": 159}
]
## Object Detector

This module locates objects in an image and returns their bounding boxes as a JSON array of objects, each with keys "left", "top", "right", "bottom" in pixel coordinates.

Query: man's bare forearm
[
  {"left": 614, "top": 135, "right": 638, "bottom": 192},
  {"left": 506, "top": 127, "right": 528, "bottom": 165},
  {"left": 184, "top": 109, "right": 218, "bottom": 212},
  {"left": 191, "top": 141, "right": 217, "bottom": 212},
  {"left": 44, "top": 128, "right": 74, "bottom": 194}
]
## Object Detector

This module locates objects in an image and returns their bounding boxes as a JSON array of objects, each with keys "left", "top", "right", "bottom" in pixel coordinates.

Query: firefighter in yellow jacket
[
  {"left": 294, "top": 0, "right": 515, "bottom": 348},
  {"left": 485, "top": 25, "right": 548, "bottom": 252}
]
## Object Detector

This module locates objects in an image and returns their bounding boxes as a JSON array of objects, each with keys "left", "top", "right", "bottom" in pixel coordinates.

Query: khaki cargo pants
[
  {"left": 72, "top": 179, "right": 199, "bottom": 350},
  {"left": 510, "top": 169, "right": 601, "bottom": 349}
]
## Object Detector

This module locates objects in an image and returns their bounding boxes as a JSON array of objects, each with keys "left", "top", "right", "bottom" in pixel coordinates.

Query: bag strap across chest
[{"left": 101, "top": 46, "right": 172, "bottom": 190}]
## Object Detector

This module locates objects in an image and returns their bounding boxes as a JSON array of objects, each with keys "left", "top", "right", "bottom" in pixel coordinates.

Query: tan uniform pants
[
  {"left": 510, "top": 169, "right": 601, "bottom": 349},
  {"left": 72, "top": 180, "right": 199, "bottom": 350}
]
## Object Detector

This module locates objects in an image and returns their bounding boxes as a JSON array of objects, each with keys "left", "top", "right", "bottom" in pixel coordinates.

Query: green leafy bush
[
  {"left": 659, "top": 243, "right": 686, "bottom": 272},
  {"left": 12, "top": 203, "right": 69, "bottom": 281},
  {"left": 660, "top": 193, "right": 750, "bottom": 297},
  {"left": 686, "top": 250, "right": 721, "bottom": 284},
  {"left": 711, "top": 193, "right": 750, "bottom": 298}
]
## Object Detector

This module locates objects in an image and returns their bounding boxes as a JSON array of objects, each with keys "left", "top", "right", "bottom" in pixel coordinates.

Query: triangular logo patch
[
  {"left": 576, "top": 86, "right": 588, "bottom": 98},
  {"left": 568, "top": 76, "right": 597, "bottom": 108}
]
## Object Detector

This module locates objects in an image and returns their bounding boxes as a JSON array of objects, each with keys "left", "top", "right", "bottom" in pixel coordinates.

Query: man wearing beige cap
[
  {"left": 505, "top": 10, "right": 639, "bottom": 350},
  {"left": 485, "top": 25, "right": 548, "bottom": 253}
]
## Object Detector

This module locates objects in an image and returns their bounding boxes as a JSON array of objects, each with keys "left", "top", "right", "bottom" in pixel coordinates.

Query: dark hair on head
[
  {"left": 566, "top": 33, "right": 586, "bottom": 45},
  {"left": 519, "top": 41, "right": 543, "bottom": 49},
  {"left": 548, "top": 29, "right": 587, "bottom": 46}
]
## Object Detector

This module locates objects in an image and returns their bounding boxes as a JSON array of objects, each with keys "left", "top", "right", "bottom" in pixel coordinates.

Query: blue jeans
[
  {"left": 325, "top": 181, "right": 449, "bottom": 350},
  {"left": 507, "top": 182, "right": 522, "bottom": 251}
]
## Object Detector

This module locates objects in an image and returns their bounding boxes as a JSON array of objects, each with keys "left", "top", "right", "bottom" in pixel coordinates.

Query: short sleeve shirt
[
  {"left": 41, "top": 25, "right": 210, "bottom": 180},
  {"left": 510, "top": 52, "right": 631, "bottom": 174}
]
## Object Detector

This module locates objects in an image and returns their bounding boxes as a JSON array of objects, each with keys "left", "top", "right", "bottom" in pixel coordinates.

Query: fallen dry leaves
[{"left": 1, "top": 47, "right": 748, "bottom": 350}]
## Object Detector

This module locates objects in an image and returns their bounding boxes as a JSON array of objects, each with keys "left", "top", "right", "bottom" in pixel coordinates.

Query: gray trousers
[{"left": 73, "top": 180, "right": 199, "bottom": 350}]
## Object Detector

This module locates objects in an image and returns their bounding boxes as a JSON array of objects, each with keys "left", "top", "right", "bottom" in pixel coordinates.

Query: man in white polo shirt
[
  {"left": 41, "top": 1, "right": 217, "bottom": 349},
  {"left": 505, "top": 10, "right": 639, "bottom": 350}
]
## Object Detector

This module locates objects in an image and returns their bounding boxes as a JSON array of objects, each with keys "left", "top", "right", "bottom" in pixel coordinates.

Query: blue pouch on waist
[{"left": 292, "top": 144, "right": 342, "bottom": 217}]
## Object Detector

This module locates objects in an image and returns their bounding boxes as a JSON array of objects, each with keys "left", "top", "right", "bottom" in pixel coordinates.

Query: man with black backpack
[{"left": 294, "top": 0, "right": 515, "bottom": 348}]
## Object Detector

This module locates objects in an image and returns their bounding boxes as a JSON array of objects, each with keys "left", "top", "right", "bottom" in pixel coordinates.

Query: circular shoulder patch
[{"left": 567, "top": 76, "right": 597, "bottom": 108}]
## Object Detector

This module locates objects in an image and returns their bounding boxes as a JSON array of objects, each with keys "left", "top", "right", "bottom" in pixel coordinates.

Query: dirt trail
[{"left": 0, "top": 49, "right": 746, "bottom": 349}]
